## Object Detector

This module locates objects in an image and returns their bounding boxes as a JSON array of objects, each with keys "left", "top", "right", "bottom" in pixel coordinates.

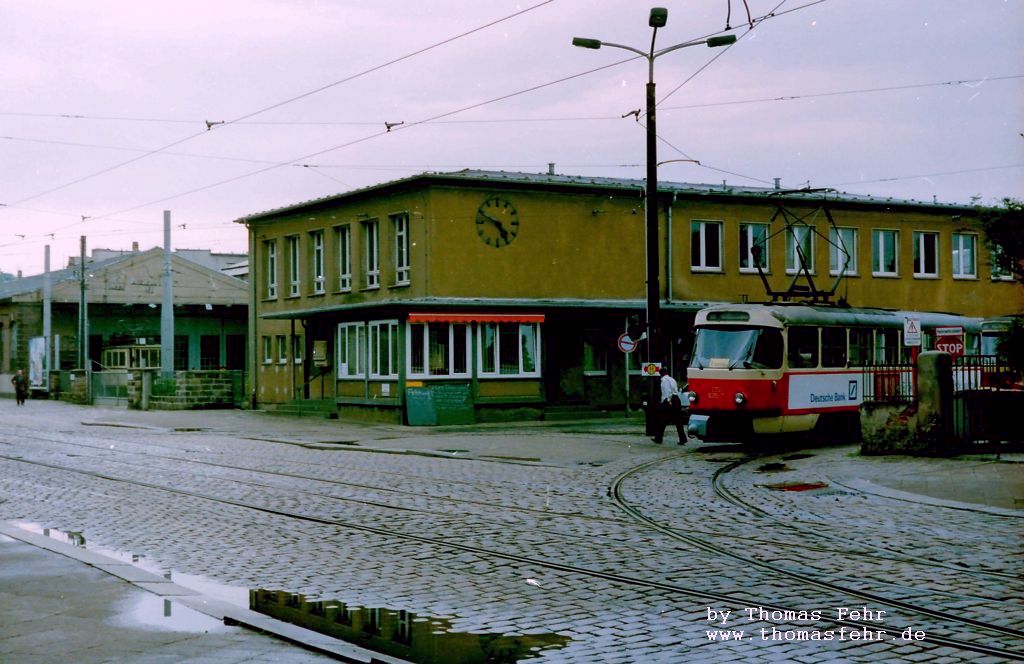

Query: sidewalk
[{"left": 0, "top": 523, "right": 407, "bottom": 664}]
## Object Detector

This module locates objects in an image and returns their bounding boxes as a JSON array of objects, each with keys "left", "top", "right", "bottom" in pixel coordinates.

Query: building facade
[{"left": 238, "top": 170, "right": 1021, "bottom": 424}]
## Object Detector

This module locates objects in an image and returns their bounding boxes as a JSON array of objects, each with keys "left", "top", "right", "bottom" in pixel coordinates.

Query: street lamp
[{"left": 574, "top": 8, "right": 735, "bottom": 432}]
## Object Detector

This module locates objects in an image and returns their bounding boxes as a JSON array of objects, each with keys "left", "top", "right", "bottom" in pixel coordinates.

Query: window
[
  {"left": 874, "top": 328, "right": 900, "bottom": 364},
  {"left": 739, "top": 223, "right": 769, "bottom": 272},
  {"left": 286, "top": 235, "right": 300, "bottom": 296},
  {"left": 871, "top": 229, "right": 899, "bottom": 276},
  {"left": 821, "top": 328, "right": 847, "bottom": 368},
  {"left": 583, "top": 332, "right": 607, "bottom": 375},
  {"left": 786, "top": 225, "right": 815, "bottom": 274},
  {"left": 335, "top": 225, "right": 352, "bottom": 291},
  {"left": 363, "top": 219, "right": 380, "bottom": 288},
  {"left": 829, "top": 227, "right": 858, "bottom": 275},
  {"left": 276, "top": 335, "right": 287, "bottom": 364},
  {"left": 479, "top": 322, "right": 541, "bottom": 377},
  {"left": 263, "top": 240, "right": 278, "bottom": 299},
  {"left": 392, "top": 212, "right": 410, "bottom": 285},
  {"left": 292, "top": 335, "right": 303, "bottom": 364},
  {"left": 309, "top": 230, "right": 325, "bottom": 294},
  {"left": 951, "top": 233, "right": 976, "bottom": 279},
  {"left": 690, "top": 220, "right": 722, "bottom": 271},
  {"left": 849, "top": 328, "right": 874, "bottom": 366},
  {"left": 990, "top": 248, "right": 1014, "bottom": 281},
  {"left": 262, "top": 336, "right": 272, "bottom": 364},
  {"left": 913, "top": 231, "right": 939, "bottom": 277},
  {"left": 394, "top": 610, "right": 413, "bottom": 646},
  {"left": 174, "top": 335, "right": 190, "bottom": 370},
  {"left": 337, "top": 323, "right": 366, "bottom": 378},
  {"left": 363, "top": 608, "right": 381, "bottom": 636},
  {"left": 369, "top": 320, "right": 399, "bottom": 378},
  {"left": 200, "top": 335, "right": 220, "bottom": 369},
  {"left": 408, "top": 322, "right": 469, "bottom": 378},
  {"left": 787, "top": 326, "right": 819, "bottom": 368}
]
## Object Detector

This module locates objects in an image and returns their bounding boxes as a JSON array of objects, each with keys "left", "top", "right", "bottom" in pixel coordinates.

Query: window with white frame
[
  {"left": 690, "top": 220, "right": 722, "bottom": 271},
  {"left": 368, "top": 320, "right": 399, "bottom": 378},
  {"left": 951, "top": 233, "right": 976, "bottom": 279},
  {"left": 336, "top": 323, "right": 366, "bottom": 378},
  {"left": 829, "top": 227, "right": 858, "bottom": 275},
  {"left": 392, "top": 212, "right": 410, "bottom": 285},
  {"left": 335, "top": 225, "right": 352, "bottom": 291},
  {"left": 408, "top": 322, "right": 469, "bottom": 377},
  {"left": 363, "top": 219, "right": 380, "bottom": 288},
  {"left": 286, "top": 235, "right": 300, "bottom": 296},
  {"left": 871, "top": 229, "right": 899, "bottom": 276},
  {"left": 990, "top": 248, "right": 1014, "bottom": 281},
  {"left": 786, "top": 225, "right": 815, "bottom": 274},
  {"left": 292, "top": 334, "right": 303, "bottom": 364},
  {"left": 262, "top": 336, "right": 272, "bottom": 364},
  {"left": 479, "top": 322, "right": 541, "bottom": 377},
  {"left": 276, "top": 335, "right": 287, "bottom": 364},
  {"left": 738, "top": 222, "right": 769, "bottom": 272},
  {"left": 263, "top": 240, "right": 277, "bottom": 299},
  {"left": 913, "top": 231, "right": 939, "bottom": 278},
  {"left": 309, "top": 230, "right": 325, "bottom": 294}
]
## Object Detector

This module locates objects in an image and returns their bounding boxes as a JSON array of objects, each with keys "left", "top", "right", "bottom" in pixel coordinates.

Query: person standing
[
  {"left": 651, "top": 366, "right": 686, "bottom": 445},
  {"left": 11, "top": 369, "right": 28, "bottom": 406}
]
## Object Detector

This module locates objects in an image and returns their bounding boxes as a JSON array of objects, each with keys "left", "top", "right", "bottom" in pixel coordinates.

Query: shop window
[
  {"left": 479, "top": 322, "right": 541, "bottom": 377},
  {"left": 583, "top": 332, "right": 607, "bottom": 375},
  {"left": 407, "top": 322, "right": 469, "bottom": 378},
  {"left": 369, "top": 321, "right": 399, "bottom": 378},
  {"left": 337, "top": 323, "right": 365, "bottom": 378}
]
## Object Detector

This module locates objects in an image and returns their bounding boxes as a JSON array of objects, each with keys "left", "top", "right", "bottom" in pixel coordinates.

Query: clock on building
[{"left": 475, "top": 196, "right": 520, "bottom": 248}]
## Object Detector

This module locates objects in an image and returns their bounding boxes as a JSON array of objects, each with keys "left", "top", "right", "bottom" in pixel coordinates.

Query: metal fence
[
  {"left": 862, "top": 362, "right": 916, "bottom": 403},
  {"left": 952, "top": 354, "right": 1022, "bottom": 392}
]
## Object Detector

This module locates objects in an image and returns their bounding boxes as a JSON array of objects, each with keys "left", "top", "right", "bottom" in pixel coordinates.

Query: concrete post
[{"left": 917, "top": 351, "right": 953, "bottom": 447}]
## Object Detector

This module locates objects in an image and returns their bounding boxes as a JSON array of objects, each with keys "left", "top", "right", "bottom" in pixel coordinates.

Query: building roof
[{"left": 236, "top": 169, "right": 981, "bottom": 223}]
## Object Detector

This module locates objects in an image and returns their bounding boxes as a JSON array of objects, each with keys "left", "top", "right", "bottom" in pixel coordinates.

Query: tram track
[
  {"left": 610, "top": 454, "right": 1023, "bottom": 658},
  {"left": 0, "top": 449, "right": 1021, "bottom": 661}
]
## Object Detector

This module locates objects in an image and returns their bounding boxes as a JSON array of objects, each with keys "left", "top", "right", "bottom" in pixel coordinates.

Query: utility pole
[
  {"left": 161, "top": 211, "right": 174, "bottom": 378},
  {"left": 43, "top": 245, "right": 52, "bottom": 380},
  {"left": 79, "top": 235, "right": 90, "bottom": 403}
]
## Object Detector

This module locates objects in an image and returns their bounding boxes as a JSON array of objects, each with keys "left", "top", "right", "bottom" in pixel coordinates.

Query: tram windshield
[{"left": 690, "top": 326, "right": 784, "bottom": 369}]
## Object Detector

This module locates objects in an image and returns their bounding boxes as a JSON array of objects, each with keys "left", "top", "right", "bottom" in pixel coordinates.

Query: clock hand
[{"left": 479, "top": 212, "right": 510, "bottom": 241}]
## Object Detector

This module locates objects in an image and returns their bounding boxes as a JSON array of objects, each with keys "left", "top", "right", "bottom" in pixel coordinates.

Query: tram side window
[
  {"left": 875, "top": 329, "right": 900, "bottom": 364},
  {"left": 787, "top": 326, "right": 819, "bottom": 368},
  {"left": 821, "top": 328, "right": 847, "bottom": 367},
  {"left": 751, "top": 329, "right": 784, "bottom": 369},
  {"left": 849, "top": 328, "right": 874, "bottom": 366}
]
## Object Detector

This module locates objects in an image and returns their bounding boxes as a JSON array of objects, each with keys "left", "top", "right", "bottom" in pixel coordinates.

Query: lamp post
[{"left": 574, "top": 8, "right": 735, "bottom": 432}]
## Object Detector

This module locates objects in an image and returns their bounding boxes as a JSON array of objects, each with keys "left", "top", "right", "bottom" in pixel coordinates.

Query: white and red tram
[{"left": 685, "top": 303, "right": 981, "bottom": 442}]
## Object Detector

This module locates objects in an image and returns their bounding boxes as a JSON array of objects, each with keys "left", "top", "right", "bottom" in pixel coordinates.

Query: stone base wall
[
  {"left": 59, "top": 370, "right": 90, "bottom": 404},
  {"left": 129, "top": 370, "right": 241, "bottom": 410}
]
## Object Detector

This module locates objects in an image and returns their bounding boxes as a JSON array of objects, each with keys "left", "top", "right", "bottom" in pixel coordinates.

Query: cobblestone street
[{"left": 0, "top": 401, "right": 1020, "bottom": 663}]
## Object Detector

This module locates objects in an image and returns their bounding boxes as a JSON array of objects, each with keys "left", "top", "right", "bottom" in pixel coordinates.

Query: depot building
[{"left": 236, "top": 169, "right": 1018, "bottom": 424}]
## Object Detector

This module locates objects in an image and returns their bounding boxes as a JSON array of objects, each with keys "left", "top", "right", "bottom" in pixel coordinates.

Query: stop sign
[{"left": 934, "top": 326, "right": 965, "bottom": 359}]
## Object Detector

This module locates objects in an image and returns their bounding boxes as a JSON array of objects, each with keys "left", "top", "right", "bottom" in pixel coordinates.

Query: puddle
[
  {"left": 172, "top": 427, "right": 209, "bottom": 433},
  {"left": 437, "top": 449, "right": 470, "bottom": 455},
  {"left": 251, "top": 589, "right": 571, "bottom": 663},
  {"left": 480, "top": 455, "right": 542, "bottom": 462},
  {"left": 113, "top": 592, "right": 233, "bottom": 632},
  {"left": 758, "top": 481, "right": 830, "bottom": 492},
  {"left": 318, "top": 440, "right": 360, "bottom": 446},
  {"left": 755, "top": 462, "right": 791, "bottom": 473}
]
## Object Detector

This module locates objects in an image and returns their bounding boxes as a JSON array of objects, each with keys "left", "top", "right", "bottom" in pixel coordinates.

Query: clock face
[{"left": 475, "top": 196, "right": 520, "bottom": 248}]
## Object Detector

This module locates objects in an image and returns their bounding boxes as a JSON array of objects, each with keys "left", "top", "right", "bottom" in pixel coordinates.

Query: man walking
[
  {"left": 651, "top": 366, "right": 686, "bottom": 445},
  {"left": 11, "top": 369, "right": 28, "bottom": 406}
]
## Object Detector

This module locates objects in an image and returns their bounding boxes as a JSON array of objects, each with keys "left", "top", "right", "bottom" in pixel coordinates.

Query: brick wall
[{"left": 129, "top": 370, "right": 241, "bottom": 410}]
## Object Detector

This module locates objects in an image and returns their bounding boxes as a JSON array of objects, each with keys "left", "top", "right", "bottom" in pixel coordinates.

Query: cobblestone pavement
[{"left": 0, "top": 401, "right": 1020, "bottom": 663}]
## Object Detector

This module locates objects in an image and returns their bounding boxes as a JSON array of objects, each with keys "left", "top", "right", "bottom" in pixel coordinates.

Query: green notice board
[{"left": 406, "top": 383, "right": 474, "bottom": 426}]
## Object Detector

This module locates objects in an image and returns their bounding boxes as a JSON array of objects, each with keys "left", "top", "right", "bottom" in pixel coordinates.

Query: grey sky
[{"left": 1, "top": 0, "right": 1021, "bottom": 275}]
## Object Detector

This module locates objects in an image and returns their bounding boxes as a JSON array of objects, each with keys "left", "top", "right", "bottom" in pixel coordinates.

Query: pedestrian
[
  {"left": 651, "top": 366, "right": 687, "bottom": 445},
  {"left": 11, "top": 369, "right": 28, "bottom": 406}
]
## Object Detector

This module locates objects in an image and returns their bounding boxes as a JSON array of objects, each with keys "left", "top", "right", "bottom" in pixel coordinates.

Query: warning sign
[{"left": 903, "top": 317, "right": 921, "bottom": 347}]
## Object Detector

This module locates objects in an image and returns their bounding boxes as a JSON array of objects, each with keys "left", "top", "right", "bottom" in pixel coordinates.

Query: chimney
[
  {"left": 17, "top": 270, "right": 22, "bottom": 279},
  {"left": 774, "top": 178, "right": 782, "bottom": 189},
  {"left": 132, "top": 241, "right": 139, "bottom": 252},
  {"left": 548, "top": 163, "right": 555, "bottom": 175}
]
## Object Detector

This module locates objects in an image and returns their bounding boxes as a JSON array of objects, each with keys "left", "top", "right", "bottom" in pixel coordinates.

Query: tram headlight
[
  {"left": 734, "top": 392, "right": 746, "bottom": 405},
  {"left": 687, "top": 391, "right": 697, "bottom": 404}
]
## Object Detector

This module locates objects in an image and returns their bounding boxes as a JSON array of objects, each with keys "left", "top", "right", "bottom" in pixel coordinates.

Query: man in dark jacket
[{"left": 11, "top": 369, "right": 28, "bottom": 406}]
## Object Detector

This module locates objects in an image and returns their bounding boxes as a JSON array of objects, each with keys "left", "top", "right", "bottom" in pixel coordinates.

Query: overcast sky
[{"left": 1, "top": 0, "right": 1021, "bottom": 275}]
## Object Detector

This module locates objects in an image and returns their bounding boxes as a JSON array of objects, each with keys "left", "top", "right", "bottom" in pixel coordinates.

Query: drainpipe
[{"left": 666, "top": 193, "right": 675, "bottom": 304}]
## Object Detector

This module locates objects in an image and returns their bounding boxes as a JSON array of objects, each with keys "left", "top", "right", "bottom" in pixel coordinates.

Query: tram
[{"left": 685, "top": 303, "right": 982, "bottom": 443}]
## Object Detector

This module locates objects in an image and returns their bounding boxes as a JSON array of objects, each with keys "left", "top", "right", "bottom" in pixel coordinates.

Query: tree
[{"left": 979, "top": 197, "right": 1024, "bottom": 284}]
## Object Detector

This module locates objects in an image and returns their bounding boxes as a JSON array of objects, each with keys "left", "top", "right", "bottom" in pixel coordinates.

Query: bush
[{"left": 152, "top": 378, "right": 177, "bottom": 396}]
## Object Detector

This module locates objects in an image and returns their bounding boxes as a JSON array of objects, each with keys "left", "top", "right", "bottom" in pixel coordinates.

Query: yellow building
[{"left": 237, "top": 170, "right": 1021, "bottom": 423}]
